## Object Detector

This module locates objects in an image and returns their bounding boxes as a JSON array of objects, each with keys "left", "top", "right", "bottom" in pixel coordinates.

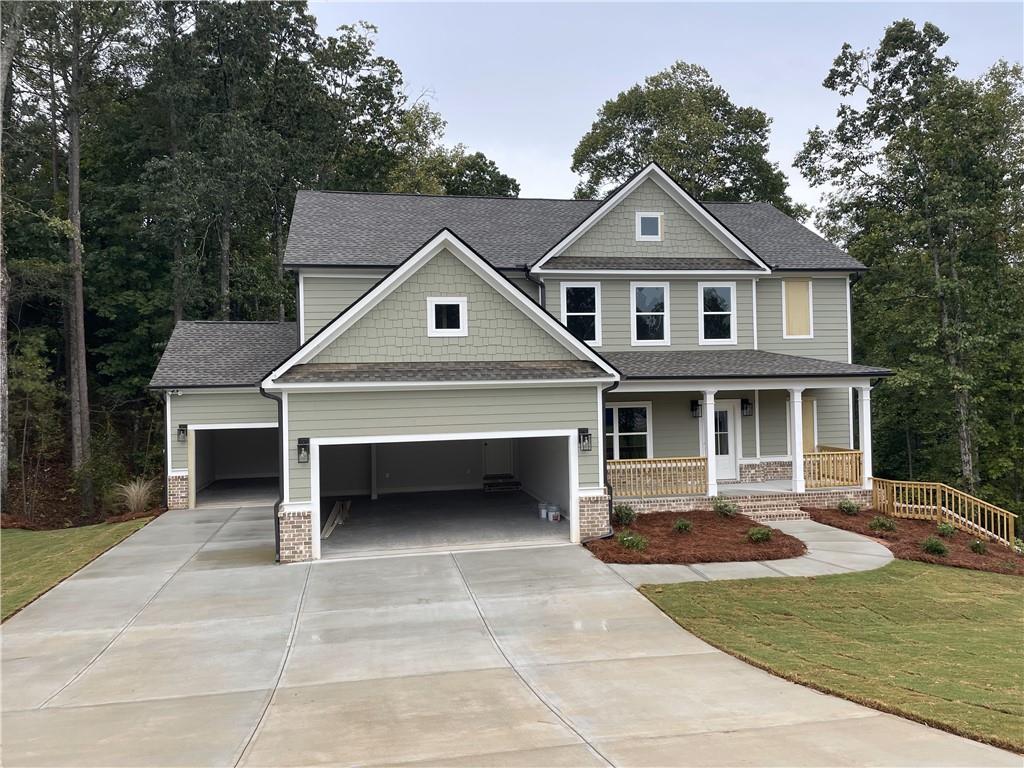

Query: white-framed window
[
  {"left": 698, "top": 281, "right": 737, "bottom": 345},
  {"left": 635, "top": 211, "right": 663, "bottom": 241},
  {"left": 426, "top": 297, "right": 468, "bottom": 337},
  {"left": 561, "top": 282, "right": 602, "bottom": 345},
  {"left": 605, "top": 402, "right": 653, "bottom": 459},
  {"left": 630, "top": 281, "right": 670, "bottom": 346},
  {"left": 783, "top": 278, "right": 814, "bottom": 339}
]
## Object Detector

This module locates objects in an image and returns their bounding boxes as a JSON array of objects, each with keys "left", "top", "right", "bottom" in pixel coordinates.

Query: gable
[{"left": 309, "top": 248, "right": 576, "bottom": 364}]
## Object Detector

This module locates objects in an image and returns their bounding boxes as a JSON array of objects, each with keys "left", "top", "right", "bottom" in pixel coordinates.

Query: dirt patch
[
  {"left": 806, "top": 508, "right": 1024, "bottom": 576},
  {"left": 585, "top": 509, "right": 806, "bottom": 564}
]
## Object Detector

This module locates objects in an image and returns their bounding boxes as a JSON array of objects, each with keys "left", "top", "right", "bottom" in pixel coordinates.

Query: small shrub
[
  {"left": 747, "top": 526, "right": 773, "bottom": 543},
  {"left": 713, "top": 497, "right": 738, "bottom": 518},
  {"left": 869, "top": 515, "right": 897, "bottom": 532},
  {"left": 673, "top": 518, "right": 692, "bottom": 534},
  {"left": 970, "top": 539, "right": 988, "bottom": 555},
  {"left": 114, "top": 477, "right": 156, "bottom": 515},
  {"left": 837, "top": 499, "right": 860, "bottom": 516},
  {"left": 936, "top": 522, "right": 956, "bottom": 538},
  {"left": 922, "top": 536, "right": 948, "bottom": 556},
  {"left": 612, "top": 504, "right": 636, "bottom": 526},
  {"left": 1013, "top": 537, "right": 1023, "bottom": 555},
  {"left": 617, "top": 530, "right": 648, "bottom": 551}
]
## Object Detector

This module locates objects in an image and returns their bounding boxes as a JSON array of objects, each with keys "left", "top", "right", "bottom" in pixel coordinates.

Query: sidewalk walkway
[{"left": 609, "top": 519, "right": 893, "bottom": 586}]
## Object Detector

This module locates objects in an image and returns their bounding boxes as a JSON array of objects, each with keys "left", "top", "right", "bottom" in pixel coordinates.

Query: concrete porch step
[{"left": 745, "top": 508, "right": 810, "bottom": 522}]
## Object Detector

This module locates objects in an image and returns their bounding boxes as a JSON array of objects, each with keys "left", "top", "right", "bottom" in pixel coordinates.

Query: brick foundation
[
  {"left": 738, "top": 460, "right": 793, "bottom": 482},
  {"left": 167, "top": 474, "right": 189, "bottom": 510},
  {"left": 278, "top": 507, "right": 314, "bottom": 563},
  {"left": 616, "top": 489, "right": 871, "bottom": 518},
  {"left": 579, "top": 493, "right": 612, "bottom": 540}
]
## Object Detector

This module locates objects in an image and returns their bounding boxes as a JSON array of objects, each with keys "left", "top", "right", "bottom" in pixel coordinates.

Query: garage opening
[
  {"left": 192, "top": 426, "right": 279, "bottom": 507},
  {"left": 316, "top": 435, "right": 573, "bottom": 558}
]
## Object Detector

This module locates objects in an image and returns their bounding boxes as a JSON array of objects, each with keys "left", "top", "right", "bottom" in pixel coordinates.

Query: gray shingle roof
[
  {"left": 149, "top": 321, "right": 298, "bottom": 388},
  {"left": 542, "top": 255, "right": 763, "bottom": 272},
  {"left": 276, "top": 360, "right": 609, "bottom": 384},
  {"left": 285, "top": 190, "right": 863, "bottom": 272},
  {"left": 603, "top": 350, "right": 890, "bottom": 380}
]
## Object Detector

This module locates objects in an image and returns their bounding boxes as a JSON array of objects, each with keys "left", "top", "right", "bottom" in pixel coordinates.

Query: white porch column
[
  {"left": 704, "top": 389, "right": 718, "bottom": 497},
  {"left": 858, "top": 385, "right": 873, "bottom": 490},
  {"left": 789, "top": 388, "right": 805, "bottom": 493}
]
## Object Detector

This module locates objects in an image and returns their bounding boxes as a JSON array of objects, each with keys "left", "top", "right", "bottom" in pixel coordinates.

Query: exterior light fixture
[
  {"left": 297, "top": 437, "right": 310, "bottom": 464},
  {"left": 177, "top": 424, "right": 187, "bottom": 442},
  {"left": 690, "top": 400, "right": 702, "bottom": 418},
  {"left": 741, "top": 398, "right": 753, "bottom": 417},
  {"left": 578, "top": 428, "right": 592, "bottom": 452}
]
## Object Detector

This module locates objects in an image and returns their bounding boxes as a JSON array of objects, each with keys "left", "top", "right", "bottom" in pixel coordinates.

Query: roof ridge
[
  {"left": 183, "top": 320, "right": 295, "bottom": 325},
  {"left": 298, "top": 189, "right": 603, "bottom": 204}
]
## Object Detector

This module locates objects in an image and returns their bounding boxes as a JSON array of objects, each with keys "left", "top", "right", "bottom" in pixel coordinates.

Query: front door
[
  {"left": 483, "top": 438, "right": 513, "bottom": 476},
  {"left": 712, "top": 402, "right": 739, "bottom": 481}
]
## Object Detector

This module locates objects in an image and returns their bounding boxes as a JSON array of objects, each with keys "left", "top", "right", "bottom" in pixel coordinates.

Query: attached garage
[{"left": 189, "top": 425, "right": 279, "bottom": 507}]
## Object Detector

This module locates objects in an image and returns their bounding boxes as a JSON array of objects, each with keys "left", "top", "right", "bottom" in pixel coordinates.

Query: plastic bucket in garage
[{"left": 546, "top": 505, "right": 562, "bottom": 522}]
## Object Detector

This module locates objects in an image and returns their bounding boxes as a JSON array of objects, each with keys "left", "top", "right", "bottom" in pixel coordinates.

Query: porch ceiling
[{"left": 603, "top": 350, "right": 890, "bottom": 381}]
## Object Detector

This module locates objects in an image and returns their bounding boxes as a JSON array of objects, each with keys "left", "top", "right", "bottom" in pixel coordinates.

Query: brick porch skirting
[
  {"left": 738, "top": 460, "right": 793, "bottom": 482},
  {"left": 167, "top": 474, "right": 189, "bottom": 510},
  {"left": 617, "top": 489, "right": 872, "bottom": 518},
  {"left": 278, "top": 508, "right": 314, "bottom": 563},
  {"left": 579, "top": 493, "right": 612, "bottom": 540}
]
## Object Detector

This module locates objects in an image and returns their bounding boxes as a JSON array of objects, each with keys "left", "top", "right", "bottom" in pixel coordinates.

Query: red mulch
[
  {"left": 585, "top": 509, "right": 806, "bottom": 565},
  {"left": 806, "top": 507, "right": 1024, "bottom": 576}
]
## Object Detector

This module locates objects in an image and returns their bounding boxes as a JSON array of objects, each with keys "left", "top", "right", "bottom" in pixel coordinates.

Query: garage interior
[
  {"left": 318, "top": 436, "right": 572, "bottom": 558},
  {"left": 193, "top": 427, "right": 280, "bottom": 507}
]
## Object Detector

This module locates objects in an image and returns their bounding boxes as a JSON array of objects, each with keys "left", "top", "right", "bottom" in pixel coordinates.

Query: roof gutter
[
  {"left": 259, "top": 386, "right": 285, "bottom": 563},
  {"left": 524, "top": 264, "right": 545, "bottom": 305}
]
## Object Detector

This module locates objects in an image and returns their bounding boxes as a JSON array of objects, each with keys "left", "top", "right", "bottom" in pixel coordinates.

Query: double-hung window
[
  {"left": 427, "top": 297, "right": 467, "bottom": 337},
  {"left": 630, "top": 282, "right": 670, "bottom": 345},
  {"left": 605, "top": 403, "right": 652, "bottom": 459},
  {"left": 783, "top": 279, "right": 813, "bottom": 338},
  {"left": 698, "top": 282, "right": 736, "bottom": 345},
  {"left": 561, "top": 282, "right": 601, "bottom": 345}
]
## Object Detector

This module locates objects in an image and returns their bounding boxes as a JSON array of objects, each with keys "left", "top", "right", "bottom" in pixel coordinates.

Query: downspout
[
  {"left": 260, "top": 386, "right": 284, "bottom": 562},
  {"left": 524, "top": 265, "right": 545, "bottom": 306},
  {"left": 581, "top": 379, "right": 620, "bottom": 543}
]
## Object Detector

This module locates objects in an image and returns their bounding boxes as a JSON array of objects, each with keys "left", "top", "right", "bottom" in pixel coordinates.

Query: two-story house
[{"left": 150, "top": 164, "right": 890, "bottom": 562}]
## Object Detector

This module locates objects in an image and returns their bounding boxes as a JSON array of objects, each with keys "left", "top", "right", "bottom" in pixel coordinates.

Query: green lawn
[
  {"left": 642, "top": 561, "right": 1024, "bottom": 752},
  {"left": 1, "top": 518, "right": 150, "bottom": 620}
]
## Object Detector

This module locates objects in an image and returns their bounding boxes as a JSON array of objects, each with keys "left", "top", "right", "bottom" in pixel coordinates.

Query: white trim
[
  {"left": 848, "top": 387, "right": 855, "bottom": 449},
  {"left": 845, "top": 274, "right": 853, "bottom": 363},
  {"left": 630, "top": 281, "right": 670, "bottom": 346},
  {"left": 308, "top": 428, "right": 581, "bottom": 559},
  {"left": 752, "top": 278, "right": 759, "bottom": 350},
  {"left": 536, "top": 269, "right": 771, "bottom": 278},
  {"left": 267, "top": 377, "right": 615, "bottom": 394},
  {"left": 187, "top": 422, "right": 278, "bottom": 432},
  {"left": 635, "top": 211, "right": 664, "bottom": 242},
  {"left": 426, "top": 296, "right": 468, "bottom": 337},
  {"left": 858, "top": 385, "right": 873, "bottom": 489},
  {"left": 754, "top": 389, "right": 761, "bottom": 459},
  {"left": 281, "top": 392, "right": 290, "bottom": 503},
  {"left": 789, "top": 387, "right": 806, "bottom": 493},
  {"left": 613, "top": 375, "right": 875, "bottom": 393},
  {"left": 703, "top": 390, "right": 718, "bottom": 496},
  {"left": 531, "top": 164, "right": 771, "bottom": 273},
  {"left": 168, "top": 387, "right": 261, "bottom": 395},
  {"left": 560, "top": 281, "right": 602, "bottom": 346},
  {"left": 697, "top": 281, "right": 738, "bottom": 346},
  {"left": 604, "top": 401, "right": 654, "bottom": 459},
  {"left": 168, "top": 469, "right": 189, "bottom": 477},
  {"left": 164, "top": 391, "right": 173, "bottom": 476},
  {"left": 782, "top": 278, "right": 814, "bottom": 339},
  {"left": 266, "top": 230, "right": 619, "bottom": 385},
  {"left": 596, "top": 386, "right": 605, "bottom": 487},
  {"left": 298, "top": 272, "right": 306, "bottom": 344}
]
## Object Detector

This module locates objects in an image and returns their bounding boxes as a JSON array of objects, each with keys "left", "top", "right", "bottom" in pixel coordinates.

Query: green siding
[
  {"left": 167, "top": 391, "right": 277, "bottom": 470},
  {"left": 811, "top": 387, "right": 853, "bottom": 449},
  {"left": 546, "top": 278, "right": 754, "bottom": 352},
  {"left": 286, "top": 386, "right": 601, "bottom": 502},
  {"left": 757, "top": 390, "right": 790, "bottom": 456},
  {"left": 757, "top": 277, "right": 850, "bottom": 362},
  {"left": 312, "top": 249, "right": 573, "bottom": 363},
  {"left": 302, "top": 274, "right": 381, "bottom": 341},
  {"left": 560, "top": 179, "right": 739, "bottom": 262}
]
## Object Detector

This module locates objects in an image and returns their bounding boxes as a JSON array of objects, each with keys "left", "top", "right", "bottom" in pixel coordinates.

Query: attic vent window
[
  {"left": 636, "top": 212, "right": 663, "bottom": 241},
  {"left": 427, "top": 297, "right": 468, "bottom": 337}
]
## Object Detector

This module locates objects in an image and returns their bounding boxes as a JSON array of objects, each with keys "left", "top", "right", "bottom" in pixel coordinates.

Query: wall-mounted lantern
[
  {"left": 578, "top": 427, "right": 592, "bottom": 453},
  {"left": 690, "top": 400, "right": 702, "bottom": 418},
  {"left": 297, "top": 437, "right": 310, "bottom": 464},
  {"left": 741, "top": 398, "right": 753, "bottom": 417},
  {"left": 177, "top": 424, "right": 187, "bottom": 442}
]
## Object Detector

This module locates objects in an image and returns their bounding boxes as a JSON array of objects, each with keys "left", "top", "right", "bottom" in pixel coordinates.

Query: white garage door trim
[
  {"left": 187, "top": 422, "right": 279, "bottom": 509},
  {"left": 310, "top": 429, "right": 580, "bottom": 560}
]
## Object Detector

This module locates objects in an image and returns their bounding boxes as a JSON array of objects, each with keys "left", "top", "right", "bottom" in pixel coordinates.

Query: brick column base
[
  {"left": 278, "top": 508, "right": 314, "bottom": 563},
  {"left": 579, "top": 493, "right": 612, "bottom": 540},
  {"left": 167, "top": 474, "right": 189, "bottom": 509}
]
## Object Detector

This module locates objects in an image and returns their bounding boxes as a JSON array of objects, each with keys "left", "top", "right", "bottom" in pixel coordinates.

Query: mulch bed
[
  {"left": 585, "top": 509, "right": 806, "bottom": 565},
  {"left": 806, "top": 507, "right": 1024, "bottom": 576}
]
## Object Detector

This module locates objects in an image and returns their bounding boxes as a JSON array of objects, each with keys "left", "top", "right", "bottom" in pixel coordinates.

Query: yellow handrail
[
  {"left": 805, "top": 450, "right": 863, "bottom": 488},
  {"left": 607, "top": 456, "right": 707, "bottom": 498},
  {"left": 872, "top": 478, "right": 1016, "bottom": 547}
]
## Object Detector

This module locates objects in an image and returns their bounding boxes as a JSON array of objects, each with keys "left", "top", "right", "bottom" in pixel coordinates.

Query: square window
[
  {"left": 427, "top": 297, "right": 467, "bottom": 337},
  {"left": 434, "top": 303, "right": 461, "bottom": 329},
  {"left": 635, "top": 212, "right": 663, "bottom": 241}
]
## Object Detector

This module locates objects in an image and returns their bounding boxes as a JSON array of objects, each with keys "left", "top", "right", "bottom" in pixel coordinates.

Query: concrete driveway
[{"left": 2, "top": 506, "right": 1017, "bottom": 767}]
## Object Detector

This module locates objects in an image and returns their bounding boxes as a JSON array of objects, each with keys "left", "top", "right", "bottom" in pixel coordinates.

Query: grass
[
  {"left": 1, "top": 518, "right": 150, "bottom": 620},
  {"left": 641, "top": 560, "right": 1024, "bottom": 752}
]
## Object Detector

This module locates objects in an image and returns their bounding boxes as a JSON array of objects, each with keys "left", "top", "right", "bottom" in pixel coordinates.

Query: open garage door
[
  {"left": 313, "top": 432, "right": 576, "bottom": 559},
  {"left": 189, "top": 425, "right": 279, "bottom": 507}
]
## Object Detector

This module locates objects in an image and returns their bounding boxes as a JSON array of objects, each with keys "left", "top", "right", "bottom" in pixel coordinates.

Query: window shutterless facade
[
  {"left": 698, "top": 281, "right": 737, "bottom": 345},
  {"left": 426, "top": 297, "right": 468, "bottom": 337},
  {"left": 560, "top": 282, "right": 601, "bottom": 345},
  {"left": 630, "top": 282, "right": 670, "bottom": 346},
  {"left": 604, "top": 403, "right": 652, "bottom": 459}
]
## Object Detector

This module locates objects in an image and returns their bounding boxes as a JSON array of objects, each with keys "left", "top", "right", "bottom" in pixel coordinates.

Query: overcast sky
[{"left": 310, "top": 2, "right": 1023, "bottom": 209}]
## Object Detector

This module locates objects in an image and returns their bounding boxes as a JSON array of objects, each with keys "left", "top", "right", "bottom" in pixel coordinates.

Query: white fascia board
[
  {"left": 613, "top": 376, "right": 876, "bottom": 393},
  {"left": 530, "top": 163, "right": 771, "bottom": 273},
  {"left": 264, "top": 377, "right": 617, "bottom": 394},
  {"left": 265, "top": 229, "right": 621, "bottom": 386},
  {"left": 167, "top": 386, "right": 260, "bottom": 396},
  {"left": 532, "top": 268, "right": 768, "bottom": 278}
]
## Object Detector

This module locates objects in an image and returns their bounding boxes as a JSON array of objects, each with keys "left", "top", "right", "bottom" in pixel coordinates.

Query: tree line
[{"left": 1, "top": 7, "right": 1020, "bottom": 523}]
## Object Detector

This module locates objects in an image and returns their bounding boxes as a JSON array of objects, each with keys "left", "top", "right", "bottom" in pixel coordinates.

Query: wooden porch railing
[
  {"left": 873, "top": 478, "right": 1016, "bottom": 547},
  {"left": 607, "top": 456, "right": 707, "bottom": 498},
  {"left": 804, "top": 449, "right": 863, "bottom": 488}
]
